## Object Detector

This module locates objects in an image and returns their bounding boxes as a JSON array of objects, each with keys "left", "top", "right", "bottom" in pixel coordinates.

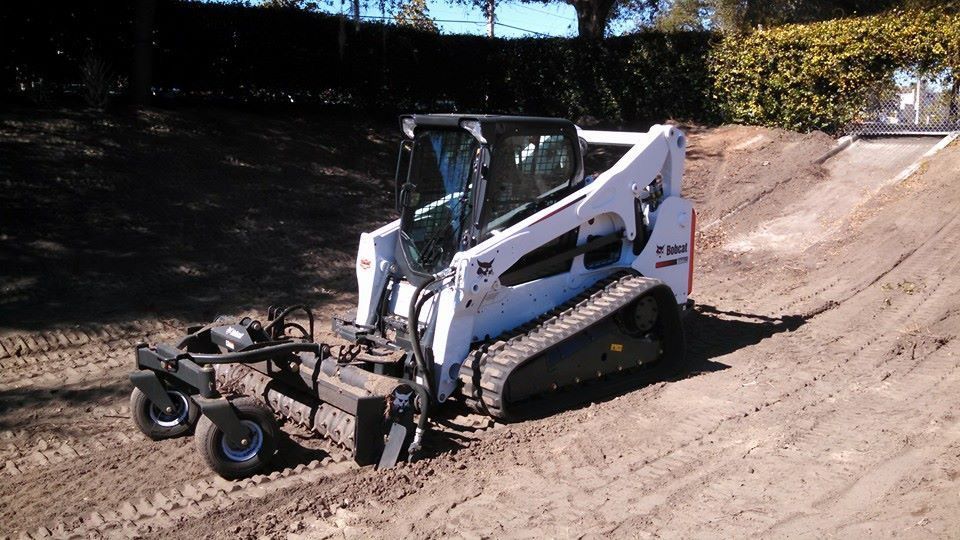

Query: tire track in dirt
[
  {"left": 4, "top": 411, "right": 501, "bottom": 539},
  {"left": 603, "top": 262, "right": 955, "bottom": 503},
  {"left": 2, "top": 429, "right": 136, "bottom": 479},
  {"left": 0, "top": 349, "right": 133, "bottom": 393},
  {"left": 0, "top": 321, "right": 180, "bottom": 391},
  {"left": 483, "top": 277, "right": 959, "bottom": 537},
  {"left": 0, "top": 415, "right": 358, "bottom": 538},
  {"left": 644, "top": 342, "right": 958, "bottom": 537},
  {"left": 0, "top": 320, "right": 172, "bottom": 362},
  {"left": 7, "top": 456, "right": 353, "bottom": 540},
  {"left": 757, "top": 342, "right": 960, "bottom": 537},
  {"left": 593, "top": 197, "right": 960, "bottom": 536},
  {"left": 0, "top": 397, "right": 134, "bottom": 475}
]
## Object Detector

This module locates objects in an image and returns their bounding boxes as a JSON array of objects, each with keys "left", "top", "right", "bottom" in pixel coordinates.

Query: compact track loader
[{"left": 129, "top": 115, "right": 696, "bottom": 478}]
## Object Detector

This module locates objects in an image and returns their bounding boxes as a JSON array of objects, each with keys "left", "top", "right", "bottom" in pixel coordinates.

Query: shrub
[
  {"left": 710, "top": 10, "right": 960, "bottom": 132},
  {"left": 80, "top": 54, "right": 115, "bottom": 109}
]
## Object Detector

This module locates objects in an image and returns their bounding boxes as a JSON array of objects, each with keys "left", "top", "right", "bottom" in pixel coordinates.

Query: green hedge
[
  {"left": 0, "top": 1, "right": 715, "bottom": 125},
  {"left": 711, "top": 10, "right": 960, "bottom": 132},
  {"left": 4, "top": 2, "right": 956, "bottom": 132}
]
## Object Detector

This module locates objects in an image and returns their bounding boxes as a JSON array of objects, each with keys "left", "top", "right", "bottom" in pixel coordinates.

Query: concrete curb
[
  {"left": 888, "top": 132, "right": 959, "bottom": 185},
  {"left": 813, "top": 134, "right": 859, "bottom": 164}
]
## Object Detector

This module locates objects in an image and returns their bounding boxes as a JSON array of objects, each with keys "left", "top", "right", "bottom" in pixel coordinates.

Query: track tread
[{"left": 461, "top": 273, "right": 669, "bottom": 419}]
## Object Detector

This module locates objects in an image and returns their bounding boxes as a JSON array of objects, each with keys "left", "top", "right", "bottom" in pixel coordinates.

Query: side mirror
[{"left": 395, "top": 139, "right": 413, "bottom": 211}]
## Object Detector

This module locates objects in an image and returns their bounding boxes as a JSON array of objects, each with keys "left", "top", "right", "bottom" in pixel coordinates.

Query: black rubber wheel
[
  {"left": 130, "top": 387, "right": 200, "bottom": 440},
  {"left": 195, "top": 397, "right": 278, "bottom": 480}
]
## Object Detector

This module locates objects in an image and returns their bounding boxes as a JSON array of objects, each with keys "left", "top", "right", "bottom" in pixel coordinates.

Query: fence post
[{"left": 915, "top": 78, "right": 921, "bottom": 126}]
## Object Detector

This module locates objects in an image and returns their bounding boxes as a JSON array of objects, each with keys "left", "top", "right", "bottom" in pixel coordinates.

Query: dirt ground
[{"left": 1, "top": 109, "right": 958, "bottom": 539}]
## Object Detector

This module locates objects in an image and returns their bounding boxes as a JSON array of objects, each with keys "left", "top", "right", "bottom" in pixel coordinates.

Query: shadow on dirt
[
  {"left": 270, "top": 428, "right": 336, "bottom": 470},
  {"left": 0, "top": 382, "right": 132, "bottom": 430},
  {"left": 684, "top": 304, "right": 806, "bottom": 373},
  {"left": 427, "top": 303, "right": 807, "bottom": 457},
  {"left": 0, "top": 106, "right": 399, "bottom": 331}
]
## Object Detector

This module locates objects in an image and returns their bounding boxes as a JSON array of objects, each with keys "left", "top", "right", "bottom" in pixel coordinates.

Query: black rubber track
[{"left": 460, "top": 273, "right": 686, "bottom": 420}]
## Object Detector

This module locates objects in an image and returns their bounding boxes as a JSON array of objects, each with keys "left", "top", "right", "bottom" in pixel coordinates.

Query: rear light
[{"left": 688, "top": 209, "right": 696, "bottom": 295}]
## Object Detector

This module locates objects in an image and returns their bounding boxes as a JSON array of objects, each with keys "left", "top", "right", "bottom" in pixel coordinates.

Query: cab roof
[{"left": 400, "top": 114, "right": 576, "bottom": 140}]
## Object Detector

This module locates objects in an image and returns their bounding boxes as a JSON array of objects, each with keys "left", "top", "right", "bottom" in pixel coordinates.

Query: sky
[{"left": 313, "top": 0, "right": 635, "bottom": 38}]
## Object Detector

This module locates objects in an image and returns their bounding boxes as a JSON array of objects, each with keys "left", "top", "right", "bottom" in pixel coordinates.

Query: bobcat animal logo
[
  {"left": 477, "top": 259, "right": 495, "bottom": 276},
  {"left": 656, "top": 245, "right": 665, "bottom": 256},
  {"left": 391, "top": 386, "right": 413, "bottom": 414}
]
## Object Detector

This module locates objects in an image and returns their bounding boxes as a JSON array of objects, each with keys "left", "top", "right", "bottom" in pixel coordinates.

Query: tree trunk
[
  {"left": 486, "top": 0, "right": 495, "bottom": 38},
  {"left": 131, "top": 0, "right": 156, "bottom": 106},
  {"left": 571, "top": 0, "right": 617, "bottom": 42}
]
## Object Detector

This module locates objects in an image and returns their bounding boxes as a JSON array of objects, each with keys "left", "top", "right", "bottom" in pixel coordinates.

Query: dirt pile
[{"left": 1, "top": 111, "right": 958, "bottom": 538}]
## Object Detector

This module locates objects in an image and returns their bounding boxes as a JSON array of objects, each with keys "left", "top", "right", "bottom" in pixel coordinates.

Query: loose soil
[{"left": 1, "top": 108, "right": 958, "bottom": 539}]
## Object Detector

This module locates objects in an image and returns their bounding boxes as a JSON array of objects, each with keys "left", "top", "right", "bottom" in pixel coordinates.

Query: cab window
[{"left": 478, "top": 133, "right": 576, "bottom": 239}]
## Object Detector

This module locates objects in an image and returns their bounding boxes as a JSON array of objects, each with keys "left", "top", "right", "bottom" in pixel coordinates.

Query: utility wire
[
  {"left": 352, "top": 13, "right": 484, "bottom": 24},
  {"left": 343, "top": 12, "right": 555, "bottom": 36},
  {"left": 494, "top": 21, "right": 553, "bottom": 37},
  {"left": 512, "top": 3, "right": 573, "bottom": 21}
]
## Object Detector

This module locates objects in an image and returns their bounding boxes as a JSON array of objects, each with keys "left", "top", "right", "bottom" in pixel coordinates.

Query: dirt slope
[{"left": 1, "top": 112, "right": 958, "bottom": 539}]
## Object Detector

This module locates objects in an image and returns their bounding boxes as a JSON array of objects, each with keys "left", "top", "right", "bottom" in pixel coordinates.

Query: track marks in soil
[
  {"left": 0, "top": 420, "right": 354, "bottom": 538},
  {"left": 1, "top": 411, "right": 131, "bottom": 477},
  {"left": 763, "top": 344, "right": 960, "bottom": 537},
  {"left": 0, "top": 320, "right": 180, "bottom": 391},
  {"left": 10, "top": 457, "right": 353, "bottom": 539}
]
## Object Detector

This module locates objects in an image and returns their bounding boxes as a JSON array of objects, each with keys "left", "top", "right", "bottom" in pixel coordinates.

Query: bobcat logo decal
[
  {"left": 477, "top": 259, "right": 495, "bottom": 276},
  {"left": 655, "top": 243, "right": 688, "bottom": 258}
]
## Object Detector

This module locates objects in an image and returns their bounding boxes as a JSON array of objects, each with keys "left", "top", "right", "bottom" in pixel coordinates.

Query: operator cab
[{"left": 394, "top": 114, "right": 584, "bottom": 283}]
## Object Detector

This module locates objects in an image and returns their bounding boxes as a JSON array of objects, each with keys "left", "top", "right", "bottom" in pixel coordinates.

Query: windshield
[
  {"left": 401, "top": 129, "right": 479, "bottom": 275},
  {"left": 478, "top": 133, "right": 577, "bottom": 239}
]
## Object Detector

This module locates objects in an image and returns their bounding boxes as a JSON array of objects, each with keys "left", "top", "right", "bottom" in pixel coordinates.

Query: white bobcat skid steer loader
[
  {"left": 128, "top": 115, "right": 695, "bottom": 479},
  {"left": 342, "top": 115, "right": 695, "bottom": 415}
]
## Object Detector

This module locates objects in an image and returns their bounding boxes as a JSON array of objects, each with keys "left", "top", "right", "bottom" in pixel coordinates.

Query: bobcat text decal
[{"left": 657, "top": 243, "right": 688, "bottom": 258}]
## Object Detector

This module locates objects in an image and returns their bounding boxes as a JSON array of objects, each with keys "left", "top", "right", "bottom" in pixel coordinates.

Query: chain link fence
[{"left": 849, "top": 69, "right": 960, "bottom": 136}]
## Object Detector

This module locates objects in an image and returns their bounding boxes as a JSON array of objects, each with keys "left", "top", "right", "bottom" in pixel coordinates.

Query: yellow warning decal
[{"left": 610, "top": 343, "right": 623, "bottom": 352}]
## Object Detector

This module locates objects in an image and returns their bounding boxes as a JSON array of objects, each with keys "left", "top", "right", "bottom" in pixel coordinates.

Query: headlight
[{"left": 401, "top": 117, "right": 416, "bottom": 139}]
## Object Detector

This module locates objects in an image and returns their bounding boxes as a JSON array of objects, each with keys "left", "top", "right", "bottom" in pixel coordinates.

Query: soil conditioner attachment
[{"left": 130, "top": 115, "right": 696, "bottom": 478}]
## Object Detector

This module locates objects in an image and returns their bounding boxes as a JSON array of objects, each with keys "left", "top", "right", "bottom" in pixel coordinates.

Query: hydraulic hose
[
  {"left": 187, "top": 342, "right": 320, "bottom": 364},
  {"left": 408, "top": 274, "right": 438, "bottom": 398},
  {"left": 263, "top": 305, "right": 315, "bottom": 341},
  {"left": 395, "top": 377, "right": 430, "bottom": 456}
]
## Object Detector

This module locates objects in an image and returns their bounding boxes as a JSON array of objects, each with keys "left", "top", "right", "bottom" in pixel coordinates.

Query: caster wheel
[
  {"left": 195, "top": 397, "right": 278, "bottom": 480},
  {"left": 130, "top": 387, "right": 200, "bottom": 440}
]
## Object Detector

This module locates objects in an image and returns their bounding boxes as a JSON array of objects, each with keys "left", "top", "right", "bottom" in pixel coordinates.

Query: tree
[
  {"left": 455, "top": 0, "right": 657, "bottom": 42},
  {"left": 653, "top": 0, "right": 959, "bottom": 33},
  {"left": 261, "top": 0, "right": 322, "bottom": 10},
  {"left": 395, "top": 0, "right": 439, "bottom": 31},
  {"left": 568, "top": 0, "right": 619, "bottom": 40},
  {"left": 131, "top": 0, "right": 156, "bottom": 106}
]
